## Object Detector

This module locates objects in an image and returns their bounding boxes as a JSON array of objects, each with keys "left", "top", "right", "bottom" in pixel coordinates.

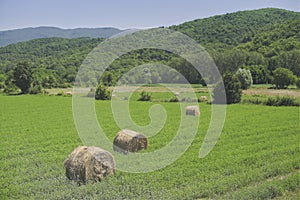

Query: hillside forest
[{"left": 0, "top": 8, "right": 299, "bottom": 92}]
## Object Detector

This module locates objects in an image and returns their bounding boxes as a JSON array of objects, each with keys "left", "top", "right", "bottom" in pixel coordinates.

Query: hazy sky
[{"left": 0, "top": 0, "right": 299, "bottom": 31}]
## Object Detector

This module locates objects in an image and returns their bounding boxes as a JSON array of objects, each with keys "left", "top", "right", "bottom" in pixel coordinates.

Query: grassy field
[{"left": 0, "top": 93, "right": 299, "bottom": 199}]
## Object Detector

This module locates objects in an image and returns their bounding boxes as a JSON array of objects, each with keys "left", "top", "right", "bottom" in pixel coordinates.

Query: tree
[
  {"left": 101, "top": 71, "right": 115, "bottom": 86},
  {"left": 138, "top": 91, "right": 151, "bottom": 101},
  {"left": 272, "top": 68, "right": 295, "bottom": 89},
  {"left": 296, "top": 78, "right": 300, "bottom": 89},
  {"left": 95, "top": 84, "right": 111, "bottom": 100},
  {"left": 213, "top": 73, "right": 242, "bottom": 104},
  {"left": 236, "top": 68, "right": 253, "bottom": 89},
  {"left": 246, "top": 65, "right": 270, "bottom": 84},
  {"left": 28, "top": 79, "right": 42, "bottom": 94},
  {"left": 0, "top": 74, "right": 6, "bottom": 89},
  {"left": 12, "top": 62, "right": 33, "bottom": 94}
]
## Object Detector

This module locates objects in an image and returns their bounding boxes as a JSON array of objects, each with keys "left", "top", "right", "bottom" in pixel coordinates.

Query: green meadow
[{"left": 1, "top": 92, "right": 299, "bottom": 199}]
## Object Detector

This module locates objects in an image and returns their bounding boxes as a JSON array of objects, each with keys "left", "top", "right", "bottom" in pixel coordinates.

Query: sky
[{"left": 0, "top": 0, "right": 299, "bottom": 31}]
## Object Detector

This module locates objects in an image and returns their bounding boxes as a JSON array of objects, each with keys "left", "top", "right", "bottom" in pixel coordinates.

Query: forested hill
[
  {"left": 0, "top": 37, "right": 104, "bottom": 88},
  {"left": 0, "top": 8, "right": 299, "bottom": 88},
  {"left": 0, "top": 27, "right": 122, "bottom": 47},
  {"left": 170, "top": 8, "right": 300, "bottom": 49}
]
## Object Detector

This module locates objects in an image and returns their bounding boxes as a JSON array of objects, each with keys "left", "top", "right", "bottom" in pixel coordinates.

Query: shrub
[
  {"left": 29, "top": 79, "right": 42, "bottom": 94},
  {"left": 265, "top": 96, "right": 299, "bottom": 107},
  {"left": 138, "top": 91, "right": 151, "bottom": 101},
  {"left": 169, "top": 97, "right": 179, "bottom": 102},
  {"left": 95, "top": 84, "right": 111, "bottom": 100},
  {"left": 246, "top": 65, "right": 270, "bottom": 84},
  {"left": 236, "top": 68, "right": 253, "bottom": 89},
  {"left": 242, "top": 95, "right": 299, "bottom": 106},
  {"left": 3, "top": 84, "right": 19, "bottom": 95},
  {"left": 213, "top": 73, "right": 242, "bottom": 104},
  {"left": 56, "top": 91, "right": 64, "bottom": 96},
  {"left": 296, "top": 78, "right": 300, "bottom": 89},
  {"left": 272, "top": 68, "right": 295, "bottom": 89},
  {"left": 28, "top": 85, "right": 42, "bottom": 94}
]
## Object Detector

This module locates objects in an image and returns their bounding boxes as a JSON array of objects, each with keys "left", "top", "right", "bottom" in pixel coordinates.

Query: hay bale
[
  {"left": 185, "top": 105, "right": 200, "bottom": 116},
  {"left": 64, "top": 146, "right": 115, "bottom": 183},
  {"left": 199, "top": 96, "right": 208, "bottom": 102},
  {"left": 113, "top": 129, "right": 147, "bottom": 153}
]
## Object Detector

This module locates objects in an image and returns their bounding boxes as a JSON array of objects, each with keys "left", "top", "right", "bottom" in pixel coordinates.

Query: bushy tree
[
  {"left": 295, "top": 78, "right": 300, "bottom": 89},
  {"left": 0, "top": 74, "right": 6, "bottom": 89},
  {"left": 246, "top": 65, "right": 270, "bottom": 84},
  {"left": 100, "top": 71, "right": 115, "bottom": 86},
  {"left": 272, "top": 68, "right": 295, "bottom": 89},
  {"left": 138, "top": 91, "right": 151, "bottom": 101},
  {"left": 13, "top": 62, "right": 33, "bottom": 94},
  {"left": 213, "top": 73, "right": 242, "bottom": 104},
  {"left": 236, "top": 68, "right": 253, "bottom": 89},
  {"left": 95, "top": 84, "right": 111, "bottom": 100}
]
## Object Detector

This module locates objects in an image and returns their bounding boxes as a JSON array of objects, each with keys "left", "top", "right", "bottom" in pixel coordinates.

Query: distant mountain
[{"left": 0, "top": 26, "right": 123, "bottom": 47}]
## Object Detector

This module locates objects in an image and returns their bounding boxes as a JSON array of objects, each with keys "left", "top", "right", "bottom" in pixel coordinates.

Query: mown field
[{"left": 0, "top": 92, "right": 299, "bottom": 199}]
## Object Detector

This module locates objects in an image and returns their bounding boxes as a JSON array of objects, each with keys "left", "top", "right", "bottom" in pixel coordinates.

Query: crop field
[{"left": 0, "top": 93, "right": 299, "bottom": 199}]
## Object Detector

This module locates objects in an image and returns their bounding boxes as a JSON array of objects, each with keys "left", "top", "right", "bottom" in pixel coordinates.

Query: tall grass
[{"left": 242, "top": 95, "right": 300, "bottom": 106}]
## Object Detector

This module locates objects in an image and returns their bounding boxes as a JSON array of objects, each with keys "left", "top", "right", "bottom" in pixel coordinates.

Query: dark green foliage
[
  {"left": 236, "top": 68, "right": 253, "bottom": 89},
  {"left": 265, "top": 96, "right": 300, "bottom": 106},
  {"left": 0, "top": 37, "right": 104, "bottom": 88},
  {"left": 95, "top": 84, "right": 111, "bottom": 100},
  {"left": 246, "top": 65, "right": 270, "bottom": 84},
  {"left": 0, "top": 74, "right": 5, "bottom": 89},
  {"left": 0, "top": 8, "right": 299, "bottom": 89},
  {"left": 172, "top": 8, "right": 300, "bottom": 80},
  {"left": 213, "top": 73, "right": 242, "bottom": 104},
  {"left": 243, "top": 95, "right": 300, "bottom": 107},
  {"left": 171, "top": 8, "right": 300, "bottom": 48},
  {"left": 108, "top": 49, "right": 202, "bottom": 85},
  {"left": 296, "top": 78, "right": 300, "bottom": 88},
  {"left": 12, "top": 61, "right": 33, "bottom": 94},
  {"left": 100, "top": 71, "right": 116, "bottom": 86},
  {"left": 138, "top": 91, "right": 151, "bottom": 101},
  {"left": 3, "top": 82, "right": 19, "bottom": 94},
  {"left": 212, "top": 49, "right": 249, "bottom": 74},
  {"left": 272, "top": 68, "right": 296, "bottom": 89},
  {"left": 169, "top": 96, "right": 179, "bottom": 102},
  {"left": 28, "top": 79, "right": 42, "bottom": 94}
]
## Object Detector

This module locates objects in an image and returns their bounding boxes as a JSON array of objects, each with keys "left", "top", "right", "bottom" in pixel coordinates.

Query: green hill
[
  {"left": 170, "top": 8, "right": 300, "bottom": 49},
  {"left": 0, "top": 8, "right": 299, "bottom": 89},
  {"left": 0, "top": 37, "right": 104, "bottom": 88}
]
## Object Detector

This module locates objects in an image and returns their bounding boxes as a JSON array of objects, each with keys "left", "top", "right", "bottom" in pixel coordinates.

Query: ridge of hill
[
  {"left": 0, "top": 8, "right": 299, "bottom": 88},
  {"left": 0, "top": 26, "right": 123, "bottom": 47}
]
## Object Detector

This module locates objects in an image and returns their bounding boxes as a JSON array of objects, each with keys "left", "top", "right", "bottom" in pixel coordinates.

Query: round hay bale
[
  {"left": 185, "top": 105, "right": 200, "bottom": 116},
  {"left": 113, "top": 129, "right": 148, "bottom": 153},
  {"left": 64, "top": 146, "right": 115, "bottom": 183},
  {"left": 199, "top": 96, "right": 208, "bottom": 102}
]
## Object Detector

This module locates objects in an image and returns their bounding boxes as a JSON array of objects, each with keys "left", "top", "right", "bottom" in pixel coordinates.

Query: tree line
[{"left": 0, "top": 8, "right": 299, "bottom": 101}]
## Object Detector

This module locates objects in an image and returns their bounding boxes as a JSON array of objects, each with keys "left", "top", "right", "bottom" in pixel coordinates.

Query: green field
[{"left": 1, "top": 94, "right": 299, "bottom": 199}]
